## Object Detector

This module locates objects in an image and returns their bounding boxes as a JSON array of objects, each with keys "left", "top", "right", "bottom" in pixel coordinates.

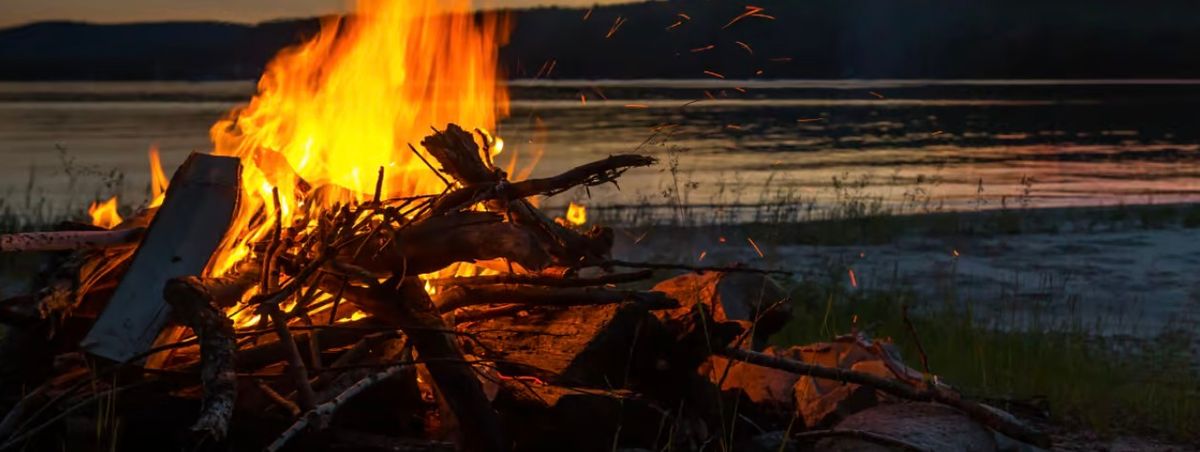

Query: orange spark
[
  {"left": 535, "top": 58, "right": 557, "bottom": 79},
  {"left": 703, "top": 70, "right": 725, "bottom": 79},
  {"left": 747, "top": 236, "right": 764, "bottom": 258},
  {"left": 848, "top": 268, "right": 858, "bottom": 288},
  {"left": 690, "top": 44, "right": 716, "bottom": 53},
  {"left": 606, "top": 16, "right": 627, "bottom": 38},
  {"left": 723, "top": 6, "right": 768, "bottom": 29},
  {"left": 797, "top": 117, "right": 824, "bottom": 123},
  {"left": 734, "top": 40, "right": 754, "bottom": 54},
  {"left": 582, "top": 8, "right": 592, "bottom": 21},
  {"left": 868, "top": 91, "right": 885, "bottom": 99},
  {"left": 590, "top": 86, "right": 608, "bottom": 100},
  {"left": 580, "top": 94, "right": 587, "bottom": 105}
]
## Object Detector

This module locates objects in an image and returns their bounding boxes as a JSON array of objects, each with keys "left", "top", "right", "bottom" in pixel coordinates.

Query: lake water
[{"left": 3, "top": 79, "right": 1200, "bottom": 220}]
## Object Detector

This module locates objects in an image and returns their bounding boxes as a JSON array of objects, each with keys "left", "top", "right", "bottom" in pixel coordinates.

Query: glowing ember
[
  {"left": 88, "top": 197, "right": 122, "bottom": 229},
  {"left": 207, "top": 0, "right": 510, "bottom": 276}
]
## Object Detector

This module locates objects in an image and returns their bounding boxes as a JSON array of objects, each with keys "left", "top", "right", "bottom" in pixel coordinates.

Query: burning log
[{"left": 81, "top": 152, "right": 241, "bottom": 363}]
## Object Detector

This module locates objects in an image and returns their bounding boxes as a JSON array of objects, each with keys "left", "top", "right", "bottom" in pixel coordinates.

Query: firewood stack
[{"left": 0, "top": 125, "right": 1049, "bottom": 451}]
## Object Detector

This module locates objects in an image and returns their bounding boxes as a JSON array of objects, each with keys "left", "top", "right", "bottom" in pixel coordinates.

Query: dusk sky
[{"left": 0, "top": 0, "right": 628, "bottom": 28}]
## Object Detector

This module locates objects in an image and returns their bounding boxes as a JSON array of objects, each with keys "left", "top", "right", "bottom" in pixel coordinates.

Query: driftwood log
[
  {"left": 163, "top": 276, "right": 237, "bottom": 440},
  {"left": 0, "top": 228, "right": 144, "bottom": 253},
  {"left": 82, "top": 152, "right": 242, "bottom": 363}
]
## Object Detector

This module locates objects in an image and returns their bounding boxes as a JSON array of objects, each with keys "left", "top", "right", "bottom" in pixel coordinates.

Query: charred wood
[{"left": 352, "top": 278, "right": 505, "bottom": 452}]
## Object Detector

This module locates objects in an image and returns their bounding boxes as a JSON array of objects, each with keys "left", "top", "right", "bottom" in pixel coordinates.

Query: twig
[
  {"left": 407, "top": 143, "right": 453, "bottom": 188},
  {"left": 257, "top": 380, "right": 301, "bottom": 417},
  {"left": 433, "top": 285, "right": 678, "bottom": 312},
  {"left": 602, "top": 259, "right": 793, "bottom": 276},
  {"left": 901, "top": 304, "right": 931, "bottom": 375},
  {"left": 721, "top": 348, "right": 1050, "bottom": 448},
  {"left": 791, "top": 429, "right": 925, "bottom": 451},
  {"left": 263, "top": 187, "right": 317, "bottom": 412},
  {"left": 427, "top": 269, "right": 653, "bottom": 288},
  {"left": 266, "top": 357, "right": 409, "bottom": 452}
]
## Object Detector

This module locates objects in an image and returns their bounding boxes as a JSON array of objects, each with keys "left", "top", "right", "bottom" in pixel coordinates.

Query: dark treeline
[{"left": 2, "top": 0, "right": 1199, "bottom": 80}]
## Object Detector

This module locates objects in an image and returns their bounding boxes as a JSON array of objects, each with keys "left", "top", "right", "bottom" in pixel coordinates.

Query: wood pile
[{"left": 0, "top": 124, "right": 1049, "bottom": 451}]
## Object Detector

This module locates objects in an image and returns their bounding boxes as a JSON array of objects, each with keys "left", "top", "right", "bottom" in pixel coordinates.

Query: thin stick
[
  {"left": 373, "top": 166, "right": 385, "bottom": 204},
  {"left": 721, "top": 348, "right": 1050, "bottom": 448},
  {"left": 264, "top": 187, "right": 317, "bottom": 412},
  {"left": 266, "top": 358, "right": 409, "bottom": 452},
  {"left": 602, "top": 259, "right": 793, "bottom": 276},
  {"left": 791, "top": 429, "right": 924, "bottom": 451},
  {"left": 901, "top": 304, "right": 932, "bottom": 375},
  {"left": 427, "top": 269, "right": 653, "bottom": 288},
  {"left": 407, "top": 143, "right": 452, "bottom": 188},
  {"left": 257, "top": 380, "right": 301, "bottom": 417}
]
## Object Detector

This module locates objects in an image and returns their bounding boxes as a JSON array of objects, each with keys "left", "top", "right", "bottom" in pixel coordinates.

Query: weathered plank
[{"left": 81, "top": 152, "right": 241, "bottom": 363}]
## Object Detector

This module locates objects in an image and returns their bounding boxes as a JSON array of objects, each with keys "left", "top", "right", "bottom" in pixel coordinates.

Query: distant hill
[{"left": 4, "top": 0, "right": 1200, "bottom": 80}]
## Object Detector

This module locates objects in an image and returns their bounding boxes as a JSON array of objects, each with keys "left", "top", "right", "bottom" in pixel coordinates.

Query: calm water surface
[{"left": 2, "top": 79, "right": 1199, "bottom": 218}]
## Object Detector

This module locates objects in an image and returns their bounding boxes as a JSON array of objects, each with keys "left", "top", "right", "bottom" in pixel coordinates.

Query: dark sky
[{"left": 0, "top": 0, "right": 624, "bottom": 28}]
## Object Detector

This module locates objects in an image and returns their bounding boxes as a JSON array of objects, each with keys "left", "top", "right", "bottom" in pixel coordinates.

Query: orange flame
[
  {"left": 206, "top": 0, "right": 510, "bottom": 276},
  {"left": 88, "top": 197, "right": 122, "bottom": 229},
  {"left": 148, "top": 145, "right": 169, "bottom": 208},
  {"left": 566, "top": 202, "right": 587, "bottom": 226}
]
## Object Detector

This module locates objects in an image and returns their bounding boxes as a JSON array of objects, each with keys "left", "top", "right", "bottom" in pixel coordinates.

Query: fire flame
[
  {"left": 148, "top": 145, "right": 168, "bottom": 208},
  {"left": 566, "top": 202, "right": 587, "bottom": 226},
  {"left": 207, "top": 0, "right": 510, "bottom": 276},
  {"left": 88, "top": 197, "right": 122, "bottom": 229}
]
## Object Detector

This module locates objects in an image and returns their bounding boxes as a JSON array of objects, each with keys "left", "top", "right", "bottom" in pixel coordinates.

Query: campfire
[{"left": 0, "top": 0, "right": 1049, "bottom": 450}]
